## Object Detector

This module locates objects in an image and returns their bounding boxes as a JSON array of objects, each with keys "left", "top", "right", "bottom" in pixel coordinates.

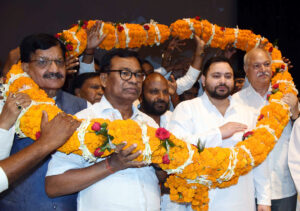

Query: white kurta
[
  {"left": 233, "top": 84, "right": 296, "bottom": 199},
  {"left": 288, "top": 118, "right": 300, "bottom": 192},
  {"left": 167, "top": 92, "right": 271, "bottom": 211},
  {"left": 46, "top": 96, "right": 161, "bottom": 211}
]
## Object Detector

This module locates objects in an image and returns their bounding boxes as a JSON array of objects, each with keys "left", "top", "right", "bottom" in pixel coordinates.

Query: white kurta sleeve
[
  {"left": 0, "top": 128, "right": 15, "bottom": 160},
  {"left": 78, "top": 55, "right": 95, "bottom": 74},
  {"left": 253, "top": 157, "right": 271, "bottom": 205},
  {"left": 0, "top": 167, "right": 9, "bottom": 193},
  {"left": 154, "top": 67, "right": 168, "bottom": 76},
  {"left": 167, "top": 102, "right": 222, "bottom": 147},
  {"left": 176, "top": 66, "right": 201, "bottom": 95},
  {"left": 288, "top": 118, "right": 300, "bottom": 192}
]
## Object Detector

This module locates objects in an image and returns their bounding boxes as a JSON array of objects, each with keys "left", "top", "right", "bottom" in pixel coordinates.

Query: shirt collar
[
  {"left": 99, "top": 95, "right": 140, "bottom": 120},
  {"left": 202, "top": 92, "right": 236, "bottom": 114},
  {"left": 245, "top": 83, "right": 271, "bottom": 102}
]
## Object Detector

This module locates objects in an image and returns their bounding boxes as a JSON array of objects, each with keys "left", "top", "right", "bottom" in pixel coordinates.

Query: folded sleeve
[
  {"left": 78, "top": 55, "right": 95, "bottom": 74},
  {"left": 0, "top": 127, "right": 15, "bottom": 160},
  {"left": 0, "top": 167, "right": 9, "bottom": 193},
  {"left": 176, "top": 66, "right": 201, "bottom": 95}
]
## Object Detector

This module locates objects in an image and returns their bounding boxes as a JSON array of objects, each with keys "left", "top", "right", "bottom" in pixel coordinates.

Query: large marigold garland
[{"left": 1, "top": 17, "right": 298, "bottom": 211}]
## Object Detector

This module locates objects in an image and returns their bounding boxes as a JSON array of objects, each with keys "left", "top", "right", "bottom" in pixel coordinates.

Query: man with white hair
[{"left": 233, "top": 48, "right": 299, "bottom": 211}]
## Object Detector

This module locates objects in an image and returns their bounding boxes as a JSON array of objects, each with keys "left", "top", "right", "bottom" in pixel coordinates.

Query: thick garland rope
[{"left": 2, "top": 17, "right": 298, "bottom": 211}]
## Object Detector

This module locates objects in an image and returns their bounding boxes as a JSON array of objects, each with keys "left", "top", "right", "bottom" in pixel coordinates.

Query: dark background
[{"left": 0, "top": 0, "right": 298, "bottom": 88}]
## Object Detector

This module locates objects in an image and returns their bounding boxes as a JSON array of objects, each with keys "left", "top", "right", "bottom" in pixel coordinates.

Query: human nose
[{"left": 48, "top": 60, "right": 59, "bottom": 72}]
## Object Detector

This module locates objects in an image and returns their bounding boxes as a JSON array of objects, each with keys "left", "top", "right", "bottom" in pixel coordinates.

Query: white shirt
[
  {"left": 233, "top": 84, "right": 296, "bottom": 199},
  {"left": 167, "top": 92, "right": 271, "bottom": 210},
  {"left": 46, "top": 96, "right": 161, "bottom": 211},
  {"left": 155, "top": 66, "right": 200, "bottom": 95},
  {"left": 288, "top": 118, "right": 300, "bottom": 192}
]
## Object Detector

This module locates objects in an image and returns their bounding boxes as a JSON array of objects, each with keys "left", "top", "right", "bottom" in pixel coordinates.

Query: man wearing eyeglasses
[
  {"left": 45, "top": 49, "right": 161, "bottom": 211},
  {"left": 0, "top": 34, "right": 88, "bottom": 210}
]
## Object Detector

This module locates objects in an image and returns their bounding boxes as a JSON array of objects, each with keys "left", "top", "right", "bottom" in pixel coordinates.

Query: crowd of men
[{"left": 0, "top": 21, "right": 300, "bottom": 211}]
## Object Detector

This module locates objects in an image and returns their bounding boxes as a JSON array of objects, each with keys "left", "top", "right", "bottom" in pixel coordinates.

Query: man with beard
[
  {"left": 0, "top": 34, "right": 88, "bottom": 210},
  {"left": 233, "top": 48, "right": 299, "bottom": 211},
  {"left": 167, "top": 56, "right": 271, "bottom": 211},
  {"left": 139, "top": 72, "right": 172, "bottom": 127}
]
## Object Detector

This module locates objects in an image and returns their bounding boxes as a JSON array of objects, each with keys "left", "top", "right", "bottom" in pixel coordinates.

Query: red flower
[
  {"left": 66, "top": 44, "right": 73, "bottom": 51},
  {"left": 272, "top": 83, "right": 279, "bottom": 89},
  {"left": 162, "top": 154, "right": 170, "bottom": 164},
  {"left": 92, "top": 122, "right": 101, "bottom": 131},
  {"left": 267, "top": 94, "right": 271, "bottom": 100},
  {"left": 243, "top": 131, "right": 254, "bottom": 140},
  {"left": 258, "top": 114, "right": 264, "bottom": 121},
  {"left": 54, "top": 33, "right": 60, "bottom": 39},
  {"left": 94, "top": 148, "right": 104, "bottom": 157},
  {"left": 281, "top": 64, "right": 285, "bottom": 70},
  {"left": 155, "top": 128, "right": 170, "bottom": 140},
  {"left": 195, "top": 16, "right": 200, "bottom": 20},
  {"left": 117, "top": 25, "right": 124, "bottom": 32},
  {"left": 143, "top": 25, "right": 150, "bottom": 30},
  {"left": 220, "top": 27, "right": 225, "bottom": 32},
  {"left": 35, "top": 131, "right": 41, "bottom": 140},
  {"left": 268, "top": 47, "right": 273, "bottom": 53}
]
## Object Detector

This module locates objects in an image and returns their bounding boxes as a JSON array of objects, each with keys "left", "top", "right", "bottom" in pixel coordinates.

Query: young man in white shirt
[
  {"left": 233, "top": 48, "right": 299, "bottom": 211},
  {"left": 45, "top": 49, "right": 162, "bottom": 211},
  {"left": 167, "top": 56, "right": 271, "bottom": 211}
]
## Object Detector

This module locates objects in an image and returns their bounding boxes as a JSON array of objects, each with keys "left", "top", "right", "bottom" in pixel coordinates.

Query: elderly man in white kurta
[
  {"left": 233, "top": 48, "right": 299, "bottom": 211},
  {"left": 168, "top": 56, "right": 271, "bottom": 211}
]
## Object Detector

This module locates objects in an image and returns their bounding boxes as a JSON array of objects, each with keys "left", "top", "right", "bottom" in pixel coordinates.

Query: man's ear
[
  {"left": 74, "top": 88, "right": 81, "bottom": 97},
  {"left": 21, "top": 62, "right": 29, "bottom": 73},
  {"left": 201, "top": 74, "right": 206, "bottom": 88},
  {"left": 100, "top": 73, "right": 108, "bottom": 88}
]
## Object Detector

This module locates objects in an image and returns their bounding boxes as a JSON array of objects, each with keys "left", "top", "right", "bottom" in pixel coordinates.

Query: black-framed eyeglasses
[
  {"left": 107, "top": 69, "right": 146, "bottom": 81},
  {"left": 30, "top": 57, "right": 65, "bottom": 68}
]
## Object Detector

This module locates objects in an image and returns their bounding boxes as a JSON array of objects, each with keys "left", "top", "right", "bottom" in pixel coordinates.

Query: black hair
[
  {"left": 100, "top": 49, "right": 142, "bottom": 72},
  {"left": 72, "top": 72, "right": 100, "bottom": 94},
  {"left": 202, "top": 56, "right": 233, "bottom": 76},
  {"left": 20, "top": 33, "right": 66, "bottom": 62}
]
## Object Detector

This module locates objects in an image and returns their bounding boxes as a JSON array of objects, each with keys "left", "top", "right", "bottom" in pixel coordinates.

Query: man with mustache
[
  {"left": 233, "top": 48, "right": 299, "bottom": 211},
  {"left": 45, "top": 49, "right": 162, "bottom": 211},
  {"left": 167, "top": 56, "right": 271, "bottom": 211},
  {"left": 0, "top": 34, "right": 88, "bottom": 210}
]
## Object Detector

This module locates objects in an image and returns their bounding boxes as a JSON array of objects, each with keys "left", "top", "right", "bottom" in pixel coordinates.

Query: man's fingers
[
  {"left": 120, "top": 144, "right": 137, "bottom": 157},
  {"left": 125, "top": 150, "right": 142, "bottom": 162},
  {"left": 114, "top": 142, "right": 127, "bottom": 153},
  {"left": 41, "top": 110, "right": 49, "bottom": 126},
  {"left": 127, "top": 160, "right": 146, "bottom": 168}
]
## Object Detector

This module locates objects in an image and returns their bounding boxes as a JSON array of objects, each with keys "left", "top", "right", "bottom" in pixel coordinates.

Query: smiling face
[
  {"left": 244, "top": 48, "right": 272, "bottom": 89},
  {"left": 100, "top": 56, "right": 143, "bottom": 104},
  {"left": 22, "top": 45, "right": 66, "bottom": 91},
  {"left": 202, "top": 61, "right": 234, "bottom": 99}
]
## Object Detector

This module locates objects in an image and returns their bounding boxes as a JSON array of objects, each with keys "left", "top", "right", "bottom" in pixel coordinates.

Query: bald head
[
  {"left": 244, "top": 48, "right": 272, "bottom": 68},
  {"left": 243, "top": 48, "right": 272, "bottom": 91},
  {"left": 143, "top": 72, "right": 168, "bottom": 90},
  {"left": 140, "top": 72, "right": 169, "bottom": 116}
]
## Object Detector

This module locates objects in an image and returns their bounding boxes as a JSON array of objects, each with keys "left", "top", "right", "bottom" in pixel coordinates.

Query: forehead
[
  {"left": 248, "top": 50, "right": 270, "bottom": 63},
  {"left": 31, "top": 45, "right": 63, "bottom": 59},
  {"left": 84, "top": 76, "right": 101, "bottom": 85},
  {"left": 208, "top": 62, "right": 233, "bottom": 74},
  {"left": 145, "top": 78, "right": 168, "bottom": 91},
  {"left": 110, "top": 56, "right": 141, "bottom": 71}
]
